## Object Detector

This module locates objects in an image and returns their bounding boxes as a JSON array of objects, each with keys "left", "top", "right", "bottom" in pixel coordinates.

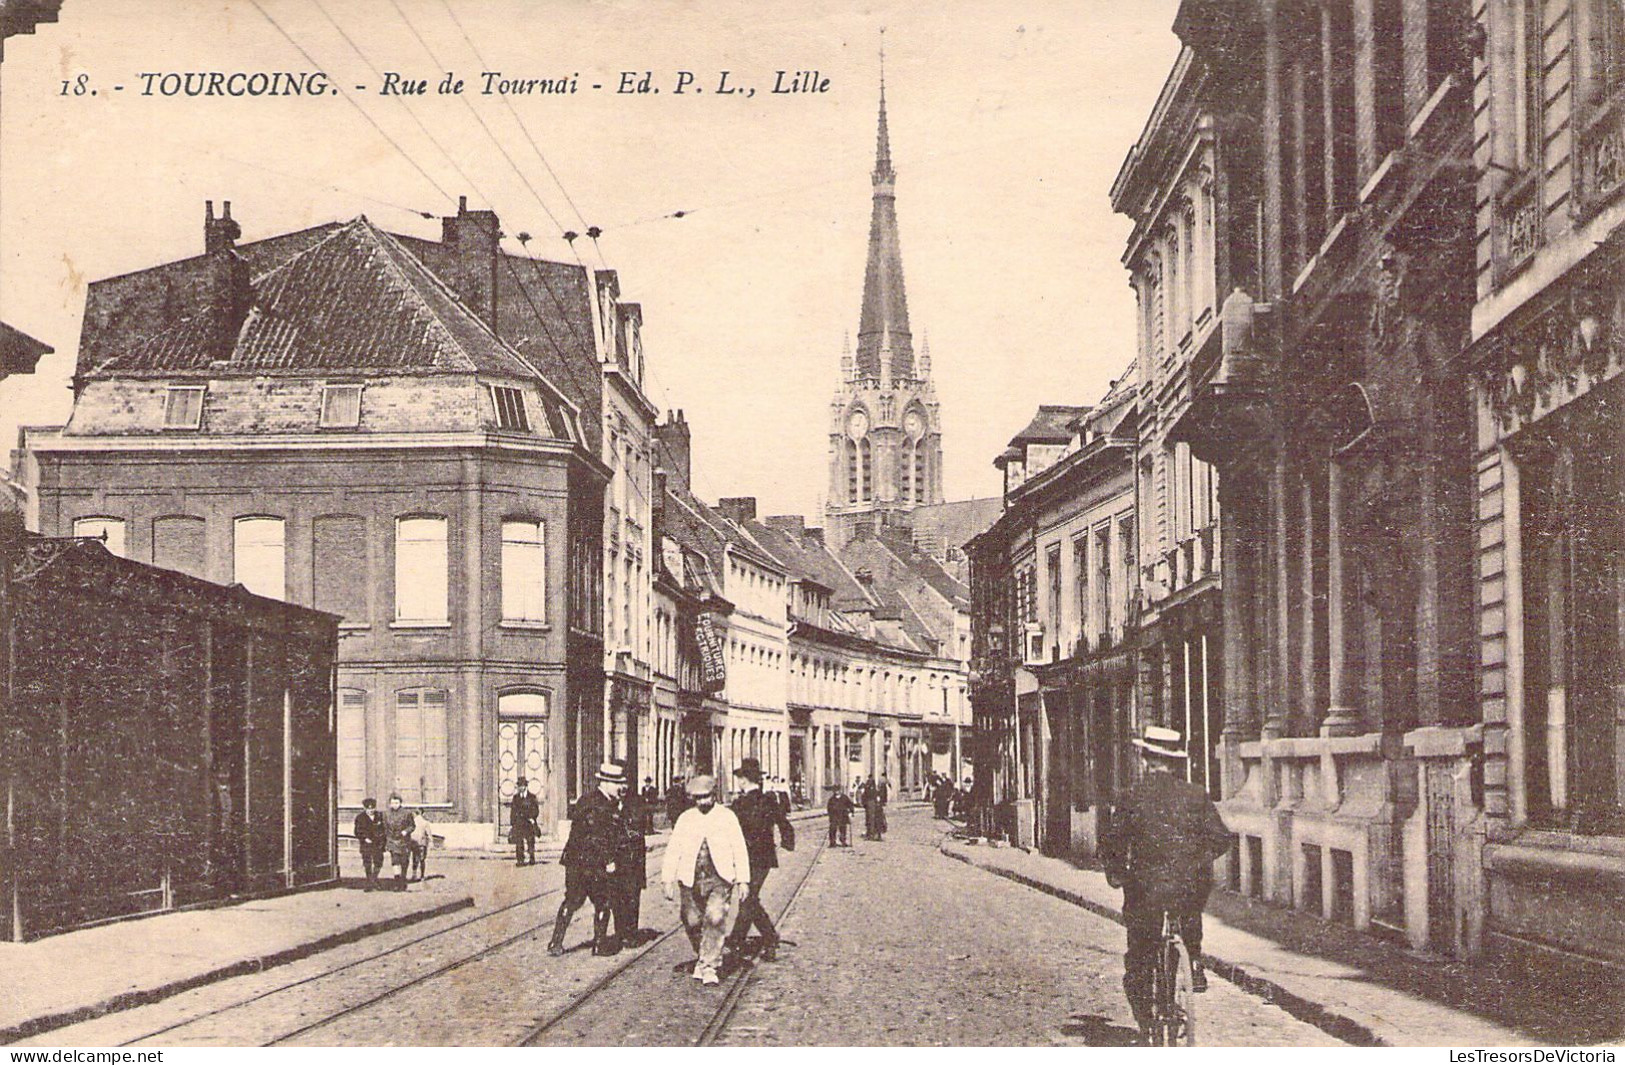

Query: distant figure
[
  {"left": 860, "top": 778, "right": 882, "bottom": 841},
  {"left": 640, "top": 777, "right": 659, "bottom": 834},
  {"left": 410, "top": 811, "right": 433, "bottom": 882},
  {"left": 616, "top": 770, "right": 651, "bottom": 947},
  {"left": 353, "top": 798, "right": 386, "bottom": 889},
  {"left": 548, "top": 762, "right": 627, "bottom": 956},
  {"left": 382, "top": 794, "right": 416, "bottom": 890},
  {"left": 826, "top": 785, "right": 854, "bottom": 847},
  {"left": 933, "top": 774, "right": 953, "bottom": 819},
  {"left": 509, "top": 777, "right": 540, "bottom": 867},
  {"left": 725, "top": 758, "right": 795, "bottom": 961},
  {"left": 662, "top": 775, "right": 750, "bottom": 987},
  {"left": 666, "top": 777, "right": 690, "bottom": 826},
  {"left": 876, "top": 777, "right": 890, "bottom": 840}
]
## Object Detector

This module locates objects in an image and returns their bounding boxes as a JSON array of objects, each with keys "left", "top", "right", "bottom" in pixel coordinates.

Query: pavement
[
  {"left": 3, "top": 802, "right": 832, "bottom": 1045},
  {"left": 0, "top": 876, "right": 474, "bottom": 1044},
  {"left": 942, "top": 831, "right": 1624, "bottom": 1047}
]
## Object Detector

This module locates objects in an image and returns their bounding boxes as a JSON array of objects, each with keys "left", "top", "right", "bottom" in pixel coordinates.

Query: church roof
[{"left": 854, "top": 82, "right": 915, "bottom": 383}]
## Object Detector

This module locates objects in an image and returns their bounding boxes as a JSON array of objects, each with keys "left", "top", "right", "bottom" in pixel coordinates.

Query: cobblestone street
[
  {"left": 717, "top": 809, "right": 1344, "bottom": 1046},
  {"left": 19, "top": 807, "right": 1346, "bottom": 1046}
]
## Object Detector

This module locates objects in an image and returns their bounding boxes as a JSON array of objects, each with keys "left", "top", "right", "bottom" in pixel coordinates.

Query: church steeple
[{"left": 856, "top": 68, "right": 913, "bottom": 383}]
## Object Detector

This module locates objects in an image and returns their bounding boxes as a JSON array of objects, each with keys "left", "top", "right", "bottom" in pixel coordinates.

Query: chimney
[
  {"left": 804, "top": 526, "right": 825, "bottom": 545},
  {"left": 718, "top": 497, "right": 757, "bottom": 525},
  {"left": 854, "top": 566, "right": 875, "bottom": 587},
  {"left": 653, "top": 469, "right": 669, "bottom": 536},
  {"left": 655, "top": 410, "right": 692, "bottom": 493},
  {"left": 764, "top": 515, "right": 806, "bottom": 538},
  {"left": 438, "top": 195, "right": 501, "bottom": 328},
  {"left": 852, "top": 520, "right": 876, "bottom": 541},
  {"left": 205, "top": 200, "right": 241, "bottom": 255}
]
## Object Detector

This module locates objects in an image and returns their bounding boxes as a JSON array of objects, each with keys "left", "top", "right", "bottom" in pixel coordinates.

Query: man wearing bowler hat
[
  {"left": 724, "top": 757, "right": 796, "bottom": 961},
  {"left": 509, "top": 777, "right": 540, "bottom": 867},
  {"left": 661, "top": 774, "right": 750, "bottom": 986},
  {"left": 1102, "top": 725, "right": 1232, "bottom": 1042},
  {"left": 548, "top": 761, "right": 628, "bottom": 957}
]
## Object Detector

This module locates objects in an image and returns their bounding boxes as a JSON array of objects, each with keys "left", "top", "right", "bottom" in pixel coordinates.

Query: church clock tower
[{"left": 826, "top": 76, "right": 944, "bottom": 549}]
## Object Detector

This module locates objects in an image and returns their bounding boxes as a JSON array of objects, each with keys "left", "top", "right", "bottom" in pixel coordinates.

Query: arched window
[
  {"left": 234, "top": 516, "right": 285, "bottom": 600},
  {"left": 860, "top": 438, "right": 873, "bottom": 501},
  {"left": 395, "top": 516, "right": 448, "bottom": 623},
  {"left": 847, "top": 439, "right": 860, "bottom": 502}
]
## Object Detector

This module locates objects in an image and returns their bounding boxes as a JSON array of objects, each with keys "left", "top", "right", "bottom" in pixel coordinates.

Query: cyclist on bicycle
[{"left": 1102, "top": 725, "right": 1232, "bottom": 1043}]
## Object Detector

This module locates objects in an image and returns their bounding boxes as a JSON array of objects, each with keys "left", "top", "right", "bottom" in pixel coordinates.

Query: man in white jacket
[{"left": 661, "top": 775, "right": 751, "bottom": 986}]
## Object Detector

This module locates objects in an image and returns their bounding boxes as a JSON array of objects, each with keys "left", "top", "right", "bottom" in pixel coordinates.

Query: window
[
  {"left": 502, "top": 520, "right": 547, "bottom": 623},
  {"left": 395, "top": 516, "right": 448, "bottom": 623},
  {"left": 1045, "top": 544, "right": 1063, "bottom": 635},
  {"left": 395, "top": 688, "right": 449, "bottom": 804},
  {"left": 1073, "top": 535, "right": 1090, "bottom": 646},
  {"left": 860, "top": 438, "right": 873, "bottom": 501},
  {"left": 1585, "top": 0, "right": 1625, "bottom": 102},
  {"left": 491, "top": 385, "right": 530, "bottom": 431},
  {"left": 163, "top": 385, "right": 204, "bottom": 429},
  {"left": 319, "top": 384, "right": 363, "bottom": 428},
  {"left": 1511, "top": 0, "right": 1545, "bottom": 168},
  {"left": 338, "top": 688, "right": 367, "bottom": 806},
  {"left": 234, "top": 516, "right": 285, "bottom": 600},
  {"left": 314, "top": 515, "right": 368, "bottom": 622},
  {"left": 73, "top": 516, "right": 125, "bottom": 558}
]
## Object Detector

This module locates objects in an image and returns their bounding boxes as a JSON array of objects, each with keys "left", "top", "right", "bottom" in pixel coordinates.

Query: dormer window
[
  {"left": 319, "top": 383, "right": 363, "bottom": 428},
  {"left": 163, "top": 385, "right": 204, "bottom": 429},
  {"left": 491, "top": 385, "right": 530, "bottom": 431}
]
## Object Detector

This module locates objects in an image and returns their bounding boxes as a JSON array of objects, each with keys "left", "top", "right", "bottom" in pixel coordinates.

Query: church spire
[{"left": 855, "top": 56, "right": 912, "bottom": 383}]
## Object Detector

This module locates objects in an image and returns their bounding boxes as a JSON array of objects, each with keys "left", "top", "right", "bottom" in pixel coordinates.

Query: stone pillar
[
  {"left": 1262, "top": 0, "right": 1285, "bottom": 298},
  {"left": 1353, "top": 0, "right": 1380, "bottom": 180},
  {"left": 1321, "top": 3, "right": 1340, "bottom": 232},
  {"left": 1265, "top": 453, "right": 1291, "bottom": 740},
  {"left": 1289, "top": 34, "right": 1310, "bottom": 271},
  {"left": 1324, "top": 462, "right": 1364, "bottom": 736},
  {"left": 1299, "top": 473, "right": 1319, "bottom": 734}
]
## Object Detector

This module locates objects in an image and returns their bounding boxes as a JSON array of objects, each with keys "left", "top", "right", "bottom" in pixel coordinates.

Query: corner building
[{"left": 24, "top": 206, "right": 608, "bottom": 846}]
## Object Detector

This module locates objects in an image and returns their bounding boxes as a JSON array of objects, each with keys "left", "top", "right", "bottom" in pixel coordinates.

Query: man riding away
[{"left": 1102, "top": 725, "right": 1232, "bottom": 1043}]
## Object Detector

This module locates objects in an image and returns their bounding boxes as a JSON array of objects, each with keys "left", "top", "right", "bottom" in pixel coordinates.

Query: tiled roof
[
  {"left": 1009, "top": 404, "right": 1090, "bottom": 445},
  {"left": 84, "top": 218, "right": 549, "bottom": 382},
  {"left": 907, "top": 496, "right": 1000, "bottom": 569},
  {"left": 746, "top": 520, "right": 872, "bottom": 605},
  {"left": 0, "top": 321, "right": 52, "bottom": 378}
]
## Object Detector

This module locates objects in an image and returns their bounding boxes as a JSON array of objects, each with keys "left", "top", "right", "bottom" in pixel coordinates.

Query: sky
[{"left": 0, "top": 0, "right": 1182, "bottom": 521}]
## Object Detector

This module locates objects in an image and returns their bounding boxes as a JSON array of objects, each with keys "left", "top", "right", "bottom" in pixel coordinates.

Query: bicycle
[{"left": 1148, "top": 909, "right": 1197, "bottom": 1046}]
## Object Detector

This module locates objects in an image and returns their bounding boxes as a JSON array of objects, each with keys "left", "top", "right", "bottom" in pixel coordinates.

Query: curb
[
  {"left": 0, "top": 895, "right": 475, "bottom": 1044},
  {"left": 939, "top": 844, "right": 1386, "bottom": 1048}
]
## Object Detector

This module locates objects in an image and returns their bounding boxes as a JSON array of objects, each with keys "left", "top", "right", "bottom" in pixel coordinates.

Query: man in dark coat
[
  {"left": 724, "top": 758, "right": 796, "bottom": 960},
  {"left": 548, "top": 762, "right": 628, "bottom": 956},
  {"left": 509, "top": 777, "right": 540, "bottom": 866},
  {"left": 353, "top": 798, "right": 386, "bottom": 889},
  {"left": 640, "top": 777, "right": 659, "bottom": 833},
  {"left": 614, "top": 772, "right": 651, "bottom": 946},
  {"left": 381, "top": 794, "right": 416, "bottom": 891},
  {"left": 666, "top": 777, "right": 689, "bottom": 826},
  {"left": 826, "top": 784, "right": 854, "bottom": 847},
  {"left": 1102, "top": 726, "right": 1232, "bottom": 1041}
]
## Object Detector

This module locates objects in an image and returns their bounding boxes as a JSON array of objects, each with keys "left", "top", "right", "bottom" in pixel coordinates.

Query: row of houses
[
  {"left": 11, "top": 97, "right": 976, "bottom": 849},
  {"left": 971, "top": 0, "right": 1624, "bottom": 972}
]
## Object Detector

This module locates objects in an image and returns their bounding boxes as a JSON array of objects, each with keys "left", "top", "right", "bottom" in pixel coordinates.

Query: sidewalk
[
  {"left": 941, "top": 835, "right": 1623, "bottom": 1047},
  {"left": 0, "top": 878, "right": 473, "bottom": 1043}
]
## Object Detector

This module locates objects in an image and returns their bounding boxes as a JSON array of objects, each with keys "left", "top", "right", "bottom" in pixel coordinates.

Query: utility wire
[{"left": 247, "top": 0, "right": 454, "bottom": 207}]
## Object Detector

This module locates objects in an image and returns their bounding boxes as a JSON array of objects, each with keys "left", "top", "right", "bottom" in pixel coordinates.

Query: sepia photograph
[{"left": 0, "top": 0, "right": 1621, "bottom": 1050}]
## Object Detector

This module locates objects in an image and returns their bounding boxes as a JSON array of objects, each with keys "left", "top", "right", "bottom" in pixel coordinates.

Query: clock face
[
  {"left": 847, "top": 409, "right": 869, "bottom": 439},
  {"left": 904, "top": 411, "right": 925, "bottom": 439}
]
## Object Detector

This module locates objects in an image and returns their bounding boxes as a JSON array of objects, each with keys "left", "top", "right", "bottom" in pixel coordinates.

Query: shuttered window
[
  {"left": 395, "top": 688, "right": 449, "bottom": 805},
  {"left": 395, "top": 517, "right": 448, "bottom": 623},
  {"left": 501, "top": 520, "right": 546, "bottom": 622},
  {"left": 338, "top": 688, "right": 367, "bottom": 807}
]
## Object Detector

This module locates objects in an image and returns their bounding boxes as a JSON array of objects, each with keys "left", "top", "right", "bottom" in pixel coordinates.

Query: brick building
[{"left": 24, "top": 205, "right": 608, "bottom": 846}]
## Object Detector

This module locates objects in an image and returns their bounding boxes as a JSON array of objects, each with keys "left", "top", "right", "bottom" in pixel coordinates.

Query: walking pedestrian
[
  {"left": 640, "top": 777, "right": 659, "bottom": 834},
  {"left": 547, "top": 762, "right": 628, "bottom": 957},
  {"left": 661, "top": 775, "right": 750, "bottom": 987},
  {"left": 509, "top": 777, "right": 540, "bottom": 866},
  {"left": 876, "top": 777, "right": 890, "bottom": 840},
  {"left": 724, "top": 758, "right": 795, "bottom": 962},
  {"left": 381, "top": 794, "right": 416, "bottom": 890},
  {"left": 409, "top": 810, "right": 432, "bottom": 882},
  {"left": 826, "top": 784, "right": 853, "bottom": 847},
  {"left": 353, "top": 798, "right": 386, "bottom": 890},
  {"left": 860, "top": 778, "right": 882, "bottom": 841},
  {"left": 615, "top": 770, "right": 651, "bottom": 947}
]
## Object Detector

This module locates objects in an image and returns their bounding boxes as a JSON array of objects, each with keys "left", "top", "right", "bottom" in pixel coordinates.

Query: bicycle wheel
[{"left": 1170, "top": 940, "right": 1196, "bottom": 1046}]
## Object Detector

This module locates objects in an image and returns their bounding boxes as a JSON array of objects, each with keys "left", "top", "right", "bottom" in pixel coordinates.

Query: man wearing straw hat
[
  {"left": 1102, "top": 725, "right": 1232, "bottom": 1041},
  {"left": 548, "top": 761, "right": 629, "bottom": 957}
]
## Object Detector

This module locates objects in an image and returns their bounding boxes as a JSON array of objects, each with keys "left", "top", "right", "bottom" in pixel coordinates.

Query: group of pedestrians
[
  {"left": 352, "top": 794, "right": 433, "bottom": 891},
  {"left": 927, "top": 772, "right": 972, "bottom": 820}
]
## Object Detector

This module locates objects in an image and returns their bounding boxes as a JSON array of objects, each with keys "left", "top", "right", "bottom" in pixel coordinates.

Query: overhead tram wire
[
  {"left": 246, "top": 0, "right": 454, "bottom": 208},
  {"left": 308, "top": 0, "right": 492, "bottom": 211}
]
